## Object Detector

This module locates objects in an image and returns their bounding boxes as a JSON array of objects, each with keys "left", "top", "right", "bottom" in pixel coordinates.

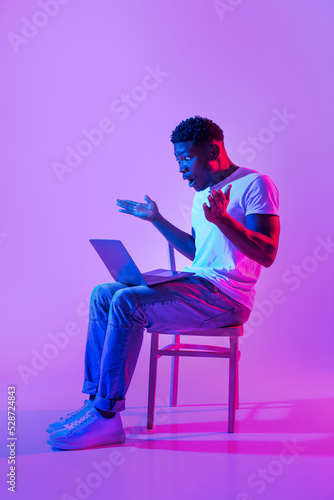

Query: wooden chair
[{"left": 146, "top": 243, "right": 244, "bottom": 433}]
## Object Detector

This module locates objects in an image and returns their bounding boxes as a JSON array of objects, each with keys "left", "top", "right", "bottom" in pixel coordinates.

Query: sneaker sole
[{"left": 47, "top": 431, "right": 126, "bottom": 450}]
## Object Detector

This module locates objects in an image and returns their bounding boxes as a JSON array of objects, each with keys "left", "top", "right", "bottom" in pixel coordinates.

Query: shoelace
[
  {"left": 65, "top": 410, "right": 95, "bottom": 431},
  {"left": 61, "top": 400, "right": 90, "bottom": 422}
]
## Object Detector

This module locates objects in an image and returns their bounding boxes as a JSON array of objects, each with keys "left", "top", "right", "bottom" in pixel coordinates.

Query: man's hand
[
  {"left": 116, "top": 194, "right": 159, "bottom": 222},
  {"left": 203, "top": 185, "right": 232, "bottom": 225}
]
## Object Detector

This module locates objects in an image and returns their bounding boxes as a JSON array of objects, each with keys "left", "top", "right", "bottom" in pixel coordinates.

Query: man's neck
[{"left": 211, "top": 163, "right": 239, "bottom": 185}]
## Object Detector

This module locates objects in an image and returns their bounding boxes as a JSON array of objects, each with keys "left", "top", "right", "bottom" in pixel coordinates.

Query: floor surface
[{"left": 1, "top": 396, "right": 333, "bottom": 500}]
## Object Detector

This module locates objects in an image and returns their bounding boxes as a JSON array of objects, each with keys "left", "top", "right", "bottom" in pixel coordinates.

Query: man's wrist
[
  {"left": 216, "top": 213, "right": 234, "bottom": 229},
  {"left": 151, "top": 212, "right": 161, "bottom": 223}
]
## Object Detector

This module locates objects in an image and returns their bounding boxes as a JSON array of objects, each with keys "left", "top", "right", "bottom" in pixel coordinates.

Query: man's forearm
[
  {"left": 216, "top": 215, "right": 277, "bottom": 267},
  {"left": 151, "top": 212, "right": 195, "bottom": 261}
]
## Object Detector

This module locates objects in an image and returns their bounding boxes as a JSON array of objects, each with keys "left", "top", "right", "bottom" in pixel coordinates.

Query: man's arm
[
  {"left": 203, "top": 188, "right": 280, "bottom": 267},
  {"left": 152, "top": 213, "right": 196, "bottom": 261},
  {"left": 116, "top": 194, "right": 196, "bottom": 261},
  {"left": 218, "top": 213, "right": 280, "bottom": 267}
]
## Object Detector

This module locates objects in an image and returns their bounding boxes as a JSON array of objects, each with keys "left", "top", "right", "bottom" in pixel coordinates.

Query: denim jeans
[{"left": 82, "top": 276, "right": 251, "bottom": 411}]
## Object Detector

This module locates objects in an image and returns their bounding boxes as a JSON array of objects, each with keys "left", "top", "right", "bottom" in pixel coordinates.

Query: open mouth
[{"left": 188, "top": 179, "right": 195, "bottom": 187}]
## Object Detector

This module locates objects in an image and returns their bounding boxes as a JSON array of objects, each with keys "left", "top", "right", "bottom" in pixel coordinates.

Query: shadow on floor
[{"left": 0, "top": 396, "right": 333, "bottom": 458}]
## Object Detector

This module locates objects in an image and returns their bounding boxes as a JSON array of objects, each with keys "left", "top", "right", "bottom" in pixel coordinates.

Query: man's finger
[
  {"left": 208, "top": 194, "right": 216, "bottom": 207},
  {"left": 217, "top": 189, "right": 225, "bottom": 202},
  {"left": 225, "top": 185, "right": 232, "bottom": 201},
  {"left": 117, "top": 200, "right": 137, "bottom": 207}
]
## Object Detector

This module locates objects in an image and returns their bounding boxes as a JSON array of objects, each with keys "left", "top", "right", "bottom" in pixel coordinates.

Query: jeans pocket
[
  {"left": 197, "top": 277, "right": 220, "bottom": 295},
  {"left": 199, "top": 308, "right": 239, "bottom": 329}
]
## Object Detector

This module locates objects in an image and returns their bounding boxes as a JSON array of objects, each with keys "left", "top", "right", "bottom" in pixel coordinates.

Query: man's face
[{"left": 174, "top": 141, "right": 216, "bottom": 192}]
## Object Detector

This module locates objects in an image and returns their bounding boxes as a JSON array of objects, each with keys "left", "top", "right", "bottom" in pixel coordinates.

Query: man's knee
[
  {"left": 111, "top": 287, "right": 137, "bottom": 314},
  {"left": 90, "top": 284, "right": 113, "bottom": 307}
]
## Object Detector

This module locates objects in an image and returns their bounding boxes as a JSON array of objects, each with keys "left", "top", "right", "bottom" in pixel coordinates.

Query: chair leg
[
  {"left": 147, "top": 334, "right": 159, "bottom": 429},
  {"left": 170, "top": 335, "right": 180, "bottom": 407},
  {"left": 235, "top": 352, "right": 239, "bottom": 410},
  {"left": 228, "top": 336, "right": 238, "bottom": 433}
]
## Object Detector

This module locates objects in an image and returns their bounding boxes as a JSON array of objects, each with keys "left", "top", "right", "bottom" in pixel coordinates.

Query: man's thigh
[{"left": 127, "top": 276, "right": 249, "bottom": 332}]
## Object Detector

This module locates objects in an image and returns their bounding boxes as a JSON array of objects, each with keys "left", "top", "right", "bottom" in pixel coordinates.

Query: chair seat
[{"left": 147, "top": 325, "right": 243, "bottom": 337}]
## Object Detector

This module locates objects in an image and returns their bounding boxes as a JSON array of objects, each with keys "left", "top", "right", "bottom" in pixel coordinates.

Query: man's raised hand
[
  {"left": 116, "top": 194, "right": 159, "bottom": 222},
  {"left": 203, "top": 185, "right": 232, "bottom": 225}
]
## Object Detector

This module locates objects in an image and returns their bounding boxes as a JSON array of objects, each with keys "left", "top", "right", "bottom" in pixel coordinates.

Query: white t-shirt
[{"left": 182, "top": 167, "right": 279, "bottom": 310}]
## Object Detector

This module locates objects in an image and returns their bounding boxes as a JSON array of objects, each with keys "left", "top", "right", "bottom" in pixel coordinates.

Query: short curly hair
[{"left": 170, "top": 115, "right": 224, "bottom": 145}]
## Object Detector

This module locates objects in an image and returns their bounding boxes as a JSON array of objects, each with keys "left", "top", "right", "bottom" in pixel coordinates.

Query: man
[{"left": 47, "top": 116, "right": 280, "bottom": 450}]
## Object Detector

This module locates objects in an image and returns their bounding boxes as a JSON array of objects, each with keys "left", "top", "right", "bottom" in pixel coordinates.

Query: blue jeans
[{"left": 82, "top": 276, "right": 251, "bottom": 411}]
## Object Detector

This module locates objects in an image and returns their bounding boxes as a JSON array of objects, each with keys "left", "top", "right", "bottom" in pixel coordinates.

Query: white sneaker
[
  {"left": 46, "top": 399, "right": 93, "bottom": 433},
  {"left": 47, "top": 407, "right": 126, "bottom": 450}
]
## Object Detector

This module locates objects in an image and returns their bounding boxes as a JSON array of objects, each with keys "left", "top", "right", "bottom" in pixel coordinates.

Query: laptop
[{"left": 89, "top": 239, "right": 195, "bottom": 286}]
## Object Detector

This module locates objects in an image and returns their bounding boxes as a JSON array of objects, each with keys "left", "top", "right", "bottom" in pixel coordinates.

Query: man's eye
[{"left": 176, "top": 157, "right": 191, "bottom": 165}]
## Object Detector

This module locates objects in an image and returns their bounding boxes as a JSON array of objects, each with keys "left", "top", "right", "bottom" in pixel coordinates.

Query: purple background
[{"left": 0, "top": 0, "right": 333, "bottom": 498}]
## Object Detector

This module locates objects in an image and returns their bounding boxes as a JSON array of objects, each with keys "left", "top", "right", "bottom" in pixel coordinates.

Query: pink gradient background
[{"left": 0, "top": 1, "right": 333, "bottom": 499}]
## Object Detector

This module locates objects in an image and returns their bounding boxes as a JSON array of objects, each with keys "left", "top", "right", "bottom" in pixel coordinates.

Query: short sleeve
[{"left": 243, "top": 175, "right": 279, "bottom": 216}]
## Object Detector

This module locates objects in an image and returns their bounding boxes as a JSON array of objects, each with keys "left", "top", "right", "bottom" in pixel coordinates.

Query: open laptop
[{"left": 89, "top": 239, "right": 195, "bottom": 286}]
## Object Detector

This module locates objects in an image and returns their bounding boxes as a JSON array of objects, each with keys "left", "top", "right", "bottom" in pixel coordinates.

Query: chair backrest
[{"left": 168, "top": 242, "right": 176, "bottom": 272}]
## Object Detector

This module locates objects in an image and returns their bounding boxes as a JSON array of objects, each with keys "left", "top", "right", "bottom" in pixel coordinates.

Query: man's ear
[{"left": 210, "top": 143, "right": 220, "bottom": 161}]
